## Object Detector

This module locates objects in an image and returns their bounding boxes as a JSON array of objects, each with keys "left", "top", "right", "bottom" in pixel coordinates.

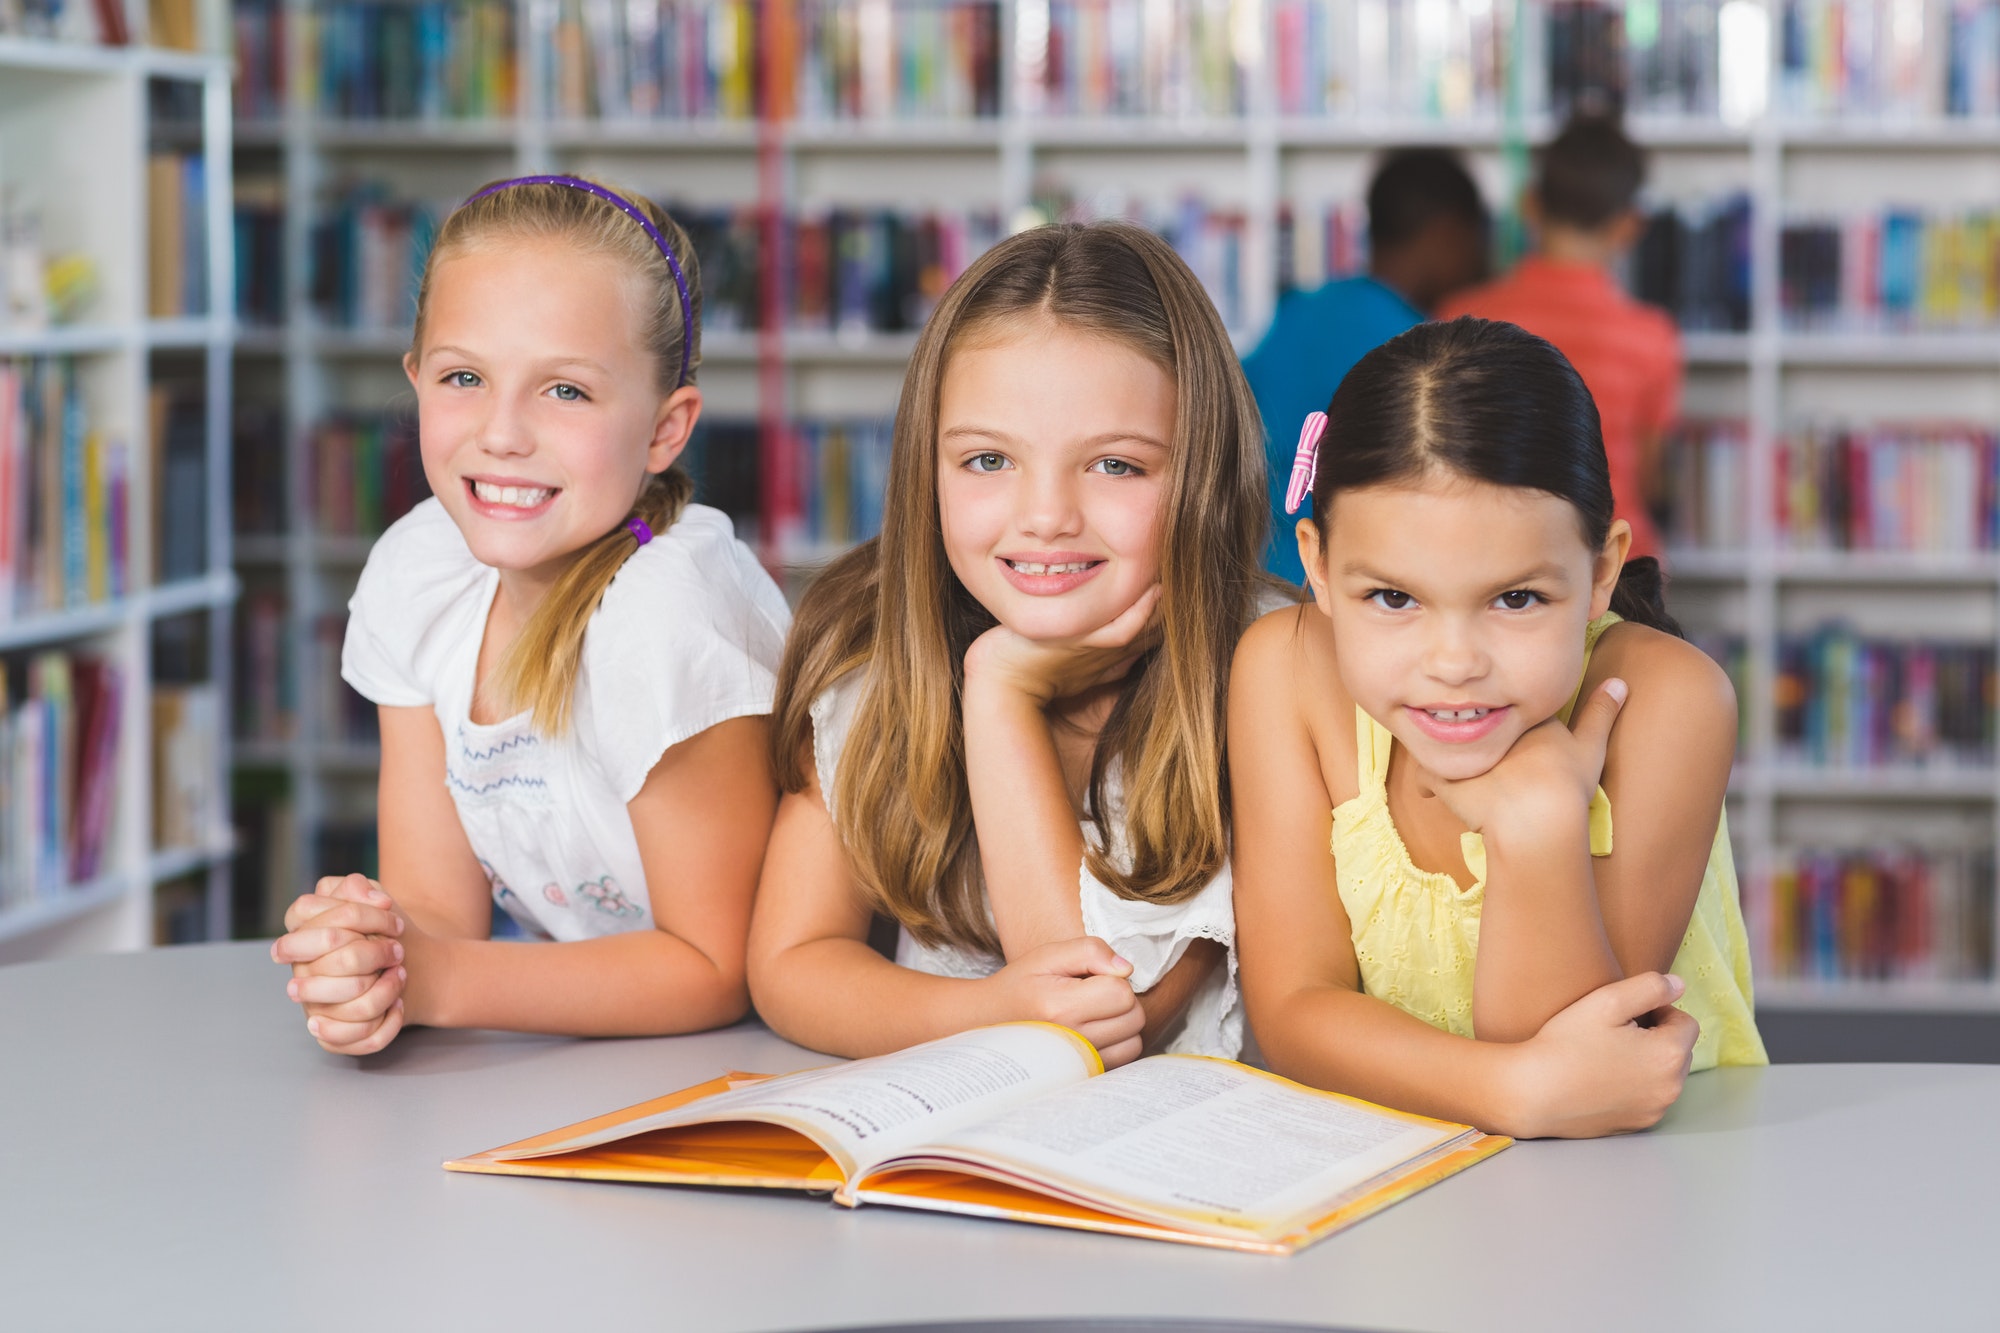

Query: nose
[
  {"left": 1420, "top": 615, "right": 1490, "bottom": 689},
  {"left": 474, "top": 387, "right": 535, "bottom": 458},
  {"left": 1016, "top": 464, "right": 1084, "bottom": 542}
]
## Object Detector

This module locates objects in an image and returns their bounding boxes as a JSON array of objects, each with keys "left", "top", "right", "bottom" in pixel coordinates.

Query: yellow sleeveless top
[{"left": 1330, "top": 613, "right": 1767, "bottom": 1070}]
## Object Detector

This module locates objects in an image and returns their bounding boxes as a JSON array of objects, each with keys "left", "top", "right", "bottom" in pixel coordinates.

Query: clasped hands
[{"left": 270, "top": 873, "right": 414, "bottom": 1055}]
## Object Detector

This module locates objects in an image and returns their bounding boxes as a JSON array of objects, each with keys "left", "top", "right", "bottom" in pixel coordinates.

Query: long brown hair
[
  {"left": 772, "top": 222, "right": 1275, "bottom": 954},
  {"left": 411, "top": 176, "right": 704, "bottom": 734}
]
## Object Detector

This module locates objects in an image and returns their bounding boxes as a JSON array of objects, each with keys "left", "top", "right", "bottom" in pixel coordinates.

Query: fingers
[
  {"left": 285, "top": 874, "right": 387, "bottom": 929},
  {"left": 277, "top": 897, "right": 404, "bottom": 949},
  {"left": 1650, "top": 1005, "right": 1702, "bottom": 1071},
  {"left": 287, "top": 969, "right": 385, "bottom": 1006},
  {"left": 1571, "top": 676, "right": 1628, "bottom": 756},
  {"left": 304, "top": 967, "right": 406, "bottom": 1026},
  {"left": 276, "top": 929, "right": 403, "bottom": 975},
  {"left": 1033, "top": 935, "right": 1133, "bottom": 980},
  {"left": 1072, "top": 993, "right": 1146, "bottom": 1058},
  {"left": 1094, "top": 1033, "right": 1144, "bottom": 1070},
  {"left": 309, "top": 1001, "right": 406, "bottom": 1057},
  {"left": 1086, "top": 583, "right": 1163, "bottom": 650},
  {"left": 1576, "top": 970, "right": 1685, "bottom": 1026}
]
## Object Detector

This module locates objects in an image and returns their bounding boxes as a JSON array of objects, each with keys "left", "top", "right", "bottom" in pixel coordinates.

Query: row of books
[
  {"left": 1781, "top": 209, "right": 2000, "bottom": 332},
  {"left": 1018, "top": 0, "right": 1251, "bottom": 119},
  {"left": 304, "top": 0, "right": 517, "bottom": 121},
  {"left": 1630, "top": 194, "right": 1753, "bottom": 333},
  {"left": 545, "top": 0, "right": 757, "bottom": 123},
  {"left": 0, "top": 650, "right": 120, "bottom": 910},
  {"left": 0, "top": 358, "right": 130, "bottom": 623},
  {"left": 689, "top": 205, "right": 1004, "bottom": 337},
  {"left": 1777, "top": 423, "right": 2000, "bottom": 555},
  {"left": 1775, "top": 628, "right": 1995, "bottom": 769},
  {"left": 1755, "top": 844, "right": 1994, "bottom": 983},
  {"left": 232, "top": 0, "right": 286, "bottom": 121},
  {"left": 1777, "top": 0, "right": 2000, "bottom": 120},
  {"left": 235, "top": 591, "right": 375, "bottom": 749},
  {"left": 1662, "top": 420, "right": 2000, "bottom": 557},
  {"left": 145, "top": 149, "right": 208, "bottom": 319},
  {"left": 153, "top": 679, "right": 219, "bottom": 851},
  {"left": 234, "top": 180, "right": 284, "bottom": 328},
  {"left": 234, "top": 405, "right": 432, "bottom": 540},
  {"left": 1664, "top": 420, "right": 1751, "bottom": 554},
  {"left": 308, "top": 185, "right": 443, "bottom": 331},
  {"left": 792, "top": 0, "right": 1002, "bottom": 122},
  {"left": 0, "top": 0, "right": 197, "bottom": 47},
  {"left": 1275, "top": 200, "right": 1368, "bottom": 295}
]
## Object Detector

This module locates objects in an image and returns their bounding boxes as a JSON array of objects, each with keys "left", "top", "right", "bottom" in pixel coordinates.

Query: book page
[
  {"left": 894, "top": 1056, "right": 1468, "bottom": 1237},
  {"left": 492, "top": 1022, "right": 1099, "bottom": 1179}
]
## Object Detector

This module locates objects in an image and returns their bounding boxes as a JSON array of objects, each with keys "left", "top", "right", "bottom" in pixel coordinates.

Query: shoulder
[
  {"left": 347, "top": 498, "right": 488, "bottom": 644},
  {"left": 1590, "top": 621, "right": 1737, "bottom": 732},
  {"left": 1232, "top": 603, "right": 1351, "bottom": 732},
  {"left": 355, "top": 497, "right": 482, "bottom": 598},
  {"left": 594, "top": 504, "right": 792, "bottom": 651}
]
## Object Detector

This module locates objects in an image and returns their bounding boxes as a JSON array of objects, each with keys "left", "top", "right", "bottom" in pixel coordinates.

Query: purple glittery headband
[{"left": 463, "top": 174, "right": 695, "bottom": 389}]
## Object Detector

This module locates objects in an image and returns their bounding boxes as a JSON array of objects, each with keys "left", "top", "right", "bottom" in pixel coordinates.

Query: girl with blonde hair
[
  {"left": 749, "top": 222, "right": 1287, "bottom": 1066},
  {"left": 270, "top": 176, "right": 790, "bottom": 1054}
]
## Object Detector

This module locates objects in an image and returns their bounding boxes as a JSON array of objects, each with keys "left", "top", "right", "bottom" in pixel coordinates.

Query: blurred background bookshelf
[
  {"left": 0, "top": 5, "right": 238, "bottom": 961},
  {"left": 13, "top": 0, "right": 2000, "bottom": 1057}
]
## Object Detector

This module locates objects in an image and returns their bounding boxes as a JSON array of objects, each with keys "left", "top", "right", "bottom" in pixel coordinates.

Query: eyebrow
[
  {"left": 423, "top": 346, "right": 612, "bottom": 376},
  {"left": 1340, "top": 561, "right": 1575, "bottom": 591},
  {"left": 940, "top": 425, "right": 1171, "bottom": 452}
]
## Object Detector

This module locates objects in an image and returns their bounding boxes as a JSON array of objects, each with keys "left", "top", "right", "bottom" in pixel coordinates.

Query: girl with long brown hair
[
  {"left": 749, "top": 222, "right": 1287, "bottom": 1066},
  {"left": 268, "top": 176, "right": 790, "bottom": 1054}
]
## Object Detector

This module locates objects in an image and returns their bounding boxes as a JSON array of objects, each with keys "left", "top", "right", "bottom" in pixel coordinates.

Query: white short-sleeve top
[
  {"left": 810, "top": 670, "right": 1243, "bottom": 1058},
  {"left": 342, "top": 497, "right": 791, "bottom": 942}
]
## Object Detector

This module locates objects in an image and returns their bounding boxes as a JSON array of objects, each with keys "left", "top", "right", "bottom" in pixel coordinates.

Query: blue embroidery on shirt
[{"left": 458, "top": 731, "right": 539, "bottom": 763}]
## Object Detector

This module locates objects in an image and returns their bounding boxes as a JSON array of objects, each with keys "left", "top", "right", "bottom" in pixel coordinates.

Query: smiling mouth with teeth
[
  {"left": 1004, "top": 559, "right": 1099, "bottom": 576},
  {"left": 1425, "top": 707, "right": 1491, "bottom": 722},
  {"left": 470, "top": 479, "right": 557, "bottom": 508}
]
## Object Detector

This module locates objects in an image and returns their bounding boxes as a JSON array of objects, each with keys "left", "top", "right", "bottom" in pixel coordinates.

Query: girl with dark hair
[{"left": 1231, "top": 317, "right": 1765, "bottom": 1139}]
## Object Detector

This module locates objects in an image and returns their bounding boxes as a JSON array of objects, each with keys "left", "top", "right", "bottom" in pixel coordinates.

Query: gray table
[{"left": 3, "top": 943, "right": 1995, "bottom": 1332}]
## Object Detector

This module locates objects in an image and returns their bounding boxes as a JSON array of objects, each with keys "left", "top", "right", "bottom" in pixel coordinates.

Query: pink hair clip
[{"left": 1284, "top": 411, "right": 1328, "bottom": 514}]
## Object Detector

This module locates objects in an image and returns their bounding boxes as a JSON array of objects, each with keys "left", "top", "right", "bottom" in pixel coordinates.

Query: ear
[
  {"left": 1589, "top": 518, "right": 1633, "bottom": 618},
  {"left": 1295, "top": 517, "right": 1337, "bottom": 618},
  {"left": 403, "top": 351, "right": 420, "bottom": 392},
  {"left": 645, "top": 385, "right": 703, "bottom": 475}
]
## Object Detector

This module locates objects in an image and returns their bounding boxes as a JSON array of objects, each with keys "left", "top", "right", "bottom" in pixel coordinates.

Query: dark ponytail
[{"left": 1308, "top": 316, "right": 1682, "bottom": 637}]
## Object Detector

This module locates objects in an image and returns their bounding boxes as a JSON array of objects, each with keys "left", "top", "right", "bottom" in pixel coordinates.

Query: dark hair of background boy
[
  {"left": 1365, "top": 148, "right": 1491, "bottom": 314},
  {"left": 1534, "top": 115, "right": 1647, "bottom": 231}
]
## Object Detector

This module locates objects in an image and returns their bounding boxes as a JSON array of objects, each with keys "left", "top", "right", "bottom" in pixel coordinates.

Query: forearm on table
[
  {"left": 411, "top": 928, "right": 747, "bottom": 1036},
  {"left": 1136, "top": 939, "right": 1223, "bottom": 1049},
  {"left": 1253, "top": 983, "right": 1525, "bottom": 1133},
  {"left": 1472, "top": 817, "right": 1622, "bottom": 1043},
  {"left": 750, "top": 936, "right": 999, "bottom": 1059},
  {"left": 962, "top": 681, "right": 1088, "bottom": 955}
]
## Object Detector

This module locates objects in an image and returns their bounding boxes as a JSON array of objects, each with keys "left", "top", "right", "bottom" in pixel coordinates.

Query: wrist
[
  {"left": 399, "top": 926, "right": 452, "bottom": 1027},
  {"left": 1480, "top": 1039, "right": 1545, "bottom": 1139},
  {"left": 1480, "top": 799, "right": 1589, "bottom": 859},
  {"left": 962, "top": 654, "right": 1056, "bottom": 709}
]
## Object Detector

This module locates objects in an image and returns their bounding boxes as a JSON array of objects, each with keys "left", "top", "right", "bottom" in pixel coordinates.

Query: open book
[{"left": 446, "top": 1023, "right": 1508, "bottom": 1255}]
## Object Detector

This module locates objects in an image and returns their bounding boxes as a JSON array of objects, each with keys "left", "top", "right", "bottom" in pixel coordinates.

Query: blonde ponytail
[{"left": 485, "top": 470, "right": 693, "bottom": 735}]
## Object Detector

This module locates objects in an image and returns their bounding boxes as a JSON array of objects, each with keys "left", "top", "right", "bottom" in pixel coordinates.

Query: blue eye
[
  {"left": 1495, "top": 590, "right": 1542, "bottom": 611},
  {"left": 445, "top": 370, "right": 481, "bottom": 388},
  {"left": 1091, "top": 457, "right": 1139, "bottom": 477},
  {"left": 550, "top": 383, "right": 586, "bottom": 402},
  {"left": 967, "top": 452, "right": 1009, "bottom": 473},
  {"left": 1366, "top": 589, "right": 1414, "bottom": 611}
]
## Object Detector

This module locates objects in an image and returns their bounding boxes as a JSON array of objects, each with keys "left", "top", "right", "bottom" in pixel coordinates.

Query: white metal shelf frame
[
  {"left": 235, "top": 0, "right": 2000, "bottom": 1007},
  {"left": 0, "top": 34, "right": 238, "bottom": 955}
]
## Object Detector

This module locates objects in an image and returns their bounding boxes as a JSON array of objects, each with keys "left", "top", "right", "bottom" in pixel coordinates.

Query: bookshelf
[
  {"left": 0, "top": 17, "right": 237, "bottom": 962},
  {"left": 227, "top": 0, "right": 2000, "bottom": 1015}
]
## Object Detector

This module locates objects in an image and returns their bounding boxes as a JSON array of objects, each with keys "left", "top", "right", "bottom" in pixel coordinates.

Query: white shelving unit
[
  {"left": 0, "top": 31, "right": 237, "bottom": 962},
  {"left": 231, "top": 0, "right": 2000, "bottom": 1009}
]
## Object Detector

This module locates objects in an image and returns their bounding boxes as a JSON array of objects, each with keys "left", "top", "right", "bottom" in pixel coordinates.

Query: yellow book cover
[{"left": 447, "top": 1023, "right": 1507, "bottom": 1255}]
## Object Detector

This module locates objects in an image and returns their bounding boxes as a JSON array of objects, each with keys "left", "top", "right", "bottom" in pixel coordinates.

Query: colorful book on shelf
[
  {"left": 1760, "top": 843, "right": 1995, "bottom": 984},
  {"left": 1775, "top": 626, "right": 1996, "bottom": 769},
  {"left": 0, "top": 649, "right": 120, "bottom": 909},
  {"left": 1781, "top": 208, "right": 2000, "bottom": 333},
  {"left": 3, "top": 359, "right": 129, "bottom": 621},
  {"left": 446, "top": 1022, "right": 1508, "bottom": 1256},
  {"left": 1776, "top": 422, "right": 2000, "bottom": 554},
  {"left": 308, "top": 0, "right": 516, "bottom": 120}
]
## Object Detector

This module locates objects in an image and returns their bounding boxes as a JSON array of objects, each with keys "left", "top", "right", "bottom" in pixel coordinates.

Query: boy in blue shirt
[{"left": 1244, "top": 150, "right": 1489, "bottom": 581}]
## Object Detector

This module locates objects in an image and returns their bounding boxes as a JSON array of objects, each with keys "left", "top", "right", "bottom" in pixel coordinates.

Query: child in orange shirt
[{"left": 1437, "top": 115, "right": 1680, "bottom": 562}]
